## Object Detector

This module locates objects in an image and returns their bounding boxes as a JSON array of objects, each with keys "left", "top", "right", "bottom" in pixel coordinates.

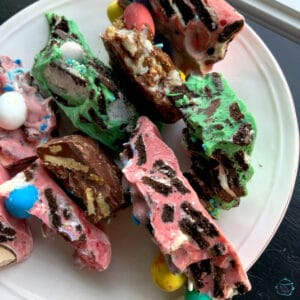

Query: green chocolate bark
[
  {"left": 32, "top": 13, "right": 138, "bottom": 152},
  {"left": 169, "top": 72, "right": 257, "bottom": 217}
]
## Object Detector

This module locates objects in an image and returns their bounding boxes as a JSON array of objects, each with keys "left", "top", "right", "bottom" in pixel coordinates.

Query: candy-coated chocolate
[
  {"left": 5, "top": 184, "right": 39, "bottom": 219},
  {"left": 107, "top": 0, "right": 124, "bottom": 23},
  {"left": 60, "top": 41, "right": 85, "bottom": 62},
  {"left": 0, "top": 91, "right": 27, "bottom": 130},
  {"left": 151, "top": 253, "right": 186, "bottom": 292},
  {"left": 179, "top": 71, "right": 186, "bottom": 82},
  {"left": 185, "top": 289, "right": 212, "bottom": 300},
  {"left": 124, "top": 3, "right": 155, "bottom": 35}
]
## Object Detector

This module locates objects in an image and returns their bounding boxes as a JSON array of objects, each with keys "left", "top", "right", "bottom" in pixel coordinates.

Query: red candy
[{"left": 124, "top": 3, "right": 155, "bottom": 36}]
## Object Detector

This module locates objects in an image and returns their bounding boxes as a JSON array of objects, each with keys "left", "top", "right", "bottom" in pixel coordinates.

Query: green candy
[
  {"left": 185, "top": 289, "right": 212, "bottom": 300},
  {"left": 32, "top": 13, "right": 138, "bottom": 152}
]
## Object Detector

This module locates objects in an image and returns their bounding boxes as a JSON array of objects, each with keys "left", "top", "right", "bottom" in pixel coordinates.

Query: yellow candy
[
  {"left": 179, "top": 70, "right": 186, "bottom": 82},
  {"left": 151, "top": 253, "right": 186, "bottom": 292},
  {"left": 107, "top": 0, "right": 124, "bottom": 23}
]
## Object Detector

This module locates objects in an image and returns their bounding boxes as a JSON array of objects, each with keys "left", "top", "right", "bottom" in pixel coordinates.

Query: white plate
[{"left": 0, "top": 0, "right": 299, "bottom": 299}]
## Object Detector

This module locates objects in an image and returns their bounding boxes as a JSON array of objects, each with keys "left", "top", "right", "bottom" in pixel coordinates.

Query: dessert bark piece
[
  {"left": 169, "top": 73, "right": 256, "bottom": 215},
  {"left": 0, "top": 161, "right": 111, "bottom": 271},
  {"left": 0, "top": 165, "right": 33, "bottom": 268},
  {"left": 32, "top": 13, "right": 138, "bottom": 151},
  {"left": 37, "top": 135, "right": 126, "bottom": 224},
  {"left": 143, "top": 0, "right": 245, "bottom": 74},
  {"left": 102, "top": 19, "right": 183, "bottom": 123},
  {"left": 0, "top": 56, "right": 56, "bottom": 170},
  {"left": 121, "top": 116, "right": 251, "bottom": 299}
]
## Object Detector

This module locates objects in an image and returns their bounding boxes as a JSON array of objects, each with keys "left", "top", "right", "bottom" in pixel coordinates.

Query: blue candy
[
  {"left": 5, "top": 185, "right": 39, "bottom": 218},
  {"left": 131, "top": 213, "right": 140, "bottom": 225},
  {"left": 39, "top": 123, "right": 48, "bottom": 132}
]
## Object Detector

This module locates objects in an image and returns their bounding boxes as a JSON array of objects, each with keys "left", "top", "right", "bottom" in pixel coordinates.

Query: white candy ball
[
  {"left": 0, "top": 91, "right": 27, "bottom": 130},
  {"left": 60, "top": 41, "right": 85, "bottom": 61}
]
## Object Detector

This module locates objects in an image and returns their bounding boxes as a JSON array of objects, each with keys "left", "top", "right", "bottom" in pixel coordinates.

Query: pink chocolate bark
[
  {"left": 0, "top": 56, "right": 56, "bottom": 170},
  {"left": 0, "top": 161, "right": 111, "bottom": 271},
  {"left": 0, "top": 164, "right": 33, "bottom": 268},
  {"left": 121, "top": 116, "right": 251, "bottom": 299},
  {"left": 147, "top": 0, "right": 244, "bottom": 74}
]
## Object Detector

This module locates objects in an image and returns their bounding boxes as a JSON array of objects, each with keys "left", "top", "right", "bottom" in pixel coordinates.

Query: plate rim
[{"left": 0, "top": 0, "right": 299, "bottom": 297}]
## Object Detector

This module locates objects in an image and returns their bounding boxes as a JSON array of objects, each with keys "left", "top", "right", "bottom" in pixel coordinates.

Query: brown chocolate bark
[{"left": 37, "top": 135, "right": 125, "bottom": 224}]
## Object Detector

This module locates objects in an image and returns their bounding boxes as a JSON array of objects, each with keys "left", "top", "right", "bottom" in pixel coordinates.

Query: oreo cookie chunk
[
  {"left": 102, "top": 19, "right": 183, "bottom": 123},
  {"left": 121, "top": 116, "right": 251, "bottom": 298},
  {"left": 32, "top": 13, "right": 138, "bottom": 151},
  {"left": 37, "top": 135, "right": 126, "bottom": 224},
  {"left": 169, "top": 72, "right": 257, "bottom": 216}
]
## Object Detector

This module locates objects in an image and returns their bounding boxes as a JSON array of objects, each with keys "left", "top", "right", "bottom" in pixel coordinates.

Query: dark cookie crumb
[
  {"left": 0, "top": 235, "right": 9, "bottom": 243},
  {"left": 123, "top": 143, "right": 134, "bottom": 160},
  {"left": 213, "top": 266, "right": 225, "bottom": 298},
  {"left": 44, "top": 188, "right": 62, "bottom": 229},
  {"left": 171, "top": 177, "right": 190, "bottom": 194},
  {"left": 189, "top": 260, "right": 212, "bottom": 290},
  {"left": 24, "top": 168, "right": 34, "bottom": 182},
  {"left": 88, "top": 108, "right": 107, "bottom": 130},
  {"left": 235, "top": 282, "right": 249, "bottom": 294},
  {"left": 211, "top": 72, "right": 224, "bottom": 94},
  {"left": 158, "top": 0, "right": 175, "bottom": 17},
  {"left": 210, "top": 243, "right": 226, "bottom": 256},
  {"left": 161, "top": 204, "right": 175, "bottom": 223},
  {"left": 135, "top": 135, "right": 147, "bottom": 166},
  {"left": 63, "top": 208, "right": 72, "bottom": 220},
  {"left": 202, "top": 99, "right": 221, "bottom": 118},
  {"left": 174, "top": 0, "right": 194, "bottom": 24},
  {"left": 0, "top": 222, "right": 16, "bottom": 237},
  {"left": 179, "top": 218, "right": 209, "bottom": 249},
  {"left": 234, "top": 150, "right": 249, "bottom": 171},
  {"left": 233, "top": 123, "right": 253, "bottom": 146},
  {"left": 206, "top": 47, "right": 215, "bottom": 55},
  {"left": 218, "top": 20, "right": 244, "bottom": 43},
  {"left": 230, "top": 259, "right": 236, "bottom": 269},
  {"left": 181, "top": 201, "right": 219, "bottom": 237},
  {"left": 76, "top": 224, "right": 83, "bottom": 232},
  {"left": 142, "top": 176, "right": 172, "bottom": 196},
  {"left": 78, "top": 233, "right": 87, "bottom": 242},
  {"left": 229, "top": 102, "right": 244, "bottom": 122},
  {"left": 154, "top": 160, "right": 176, "bottom": 178},
  {"left": 190, "top": 0, "right": 217, "bottom": 31}
]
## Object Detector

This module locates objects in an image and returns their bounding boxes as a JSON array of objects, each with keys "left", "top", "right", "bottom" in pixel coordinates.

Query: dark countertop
[{"left": 0, "top": 1, "right": 299, "bottom": 299}]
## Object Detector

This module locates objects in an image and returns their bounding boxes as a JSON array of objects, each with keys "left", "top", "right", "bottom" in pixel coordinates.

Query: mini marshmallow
[
  {"left": 0, "top": 91, "right": 27, "bottom": 130},
  {"left": 60, "top": 41, "right": 85, "bottom": 62}
]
